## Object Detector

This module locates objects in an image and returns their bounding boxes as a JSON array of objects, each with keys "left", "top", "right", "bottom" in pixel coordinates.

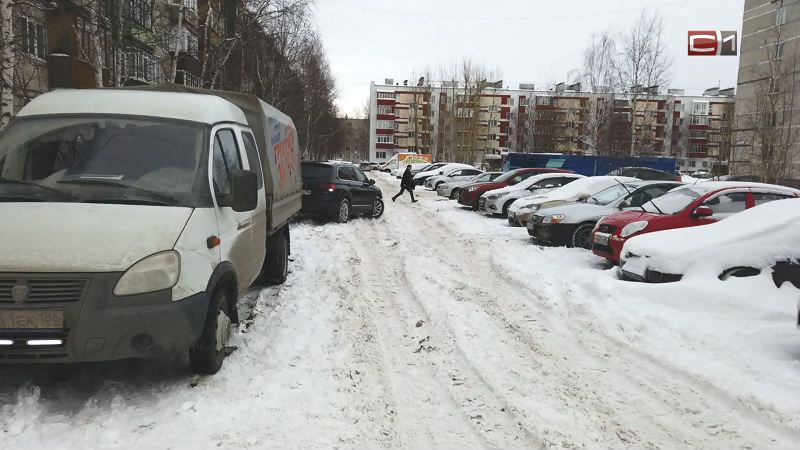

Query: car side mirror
[
  {"left": 368, "top": 179, "right": 376, "bottom": 185},
  {"left": 692, "top": 206, "right": 713, "bottom": 218},
  {"left": 439, "top": 171, "right": 444, "bottom": 174},
  {"left": 226, "top": 169, "right": 258, "bottom": 212},
  {"left": 578, "top": 192, "right": 591, "bottom": 201}
]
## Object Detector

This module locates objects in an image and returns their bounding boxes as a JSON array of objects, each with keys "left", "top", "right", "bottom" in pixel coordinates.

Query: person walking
[{"left": 392, "top": 165, "right": 418, "bottom": 203}]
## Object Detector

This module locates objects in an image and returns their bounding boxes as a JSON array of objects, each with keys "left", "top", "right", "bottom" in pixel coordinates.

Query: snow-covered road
[{"left": 2, "top": 173, "right": 800, "bottom": 449}]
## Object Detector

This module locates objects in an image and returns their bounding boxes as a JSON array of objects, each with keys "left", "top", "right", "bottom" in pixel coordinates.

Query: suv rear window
[{"left": 302, "top": 163, "right": 332, "bottom": 181}]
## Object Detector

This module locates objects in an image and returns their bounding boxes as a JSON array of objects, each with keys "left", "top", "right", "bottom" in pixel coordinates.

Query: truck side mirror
[{"left": 227, "top": 169, "right": 258, "bottom": 212}]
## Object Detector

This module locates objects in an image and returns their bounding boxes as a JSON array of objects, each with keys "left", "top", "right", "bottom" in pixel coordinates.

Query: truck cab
[{"left": 0, "top": 87, "right": 301, "bottom": 374}]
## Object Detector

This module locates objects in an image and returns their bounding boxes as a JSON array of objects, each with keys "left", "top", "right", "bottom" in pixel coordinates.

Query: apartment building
[
  {"left": 735, "top": 0, "right": 800, "bottom": 184},
  {"left": 369, "top": 80, "right": 735, "bottom": 173},
  {"left": 1, "top": 0, "right": 227, "bottom": 127}
]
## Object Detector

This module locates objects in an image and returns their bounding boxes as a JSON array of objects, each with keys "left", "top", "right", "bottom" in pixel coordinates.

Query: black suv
[{"left": 301, "top": 161, "right": 384, "bottom": 223}]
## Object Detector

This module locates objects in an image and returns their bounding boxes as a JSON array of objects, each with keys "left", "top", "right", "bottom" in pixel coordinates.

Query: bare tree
[
  {"left": 580, "top": 32, "right": 617, "bottom": 154},
  {"left": 614, "top": 10, "right": 671, "bottom": 156}
]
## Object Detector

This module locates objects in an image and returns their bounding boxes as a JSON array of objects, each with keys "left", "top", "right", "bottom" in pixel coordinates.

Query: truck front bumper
[{"left": 0, "top": 272, "right": 209, "bottom": 363}]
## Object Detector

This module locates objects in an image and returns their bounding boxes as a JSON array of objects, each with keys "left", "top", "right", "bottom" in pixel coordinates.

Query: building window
[
  {"left": 776, "top": 41, "right": 785, "bottom": 60},
  {"left": 393, "top": 122, "right": 399, "bottom": 131},
  {"left": 128, "top": 0, "right": 153, "bottom": 29},
  {"left": 487, "top": 134, "right": 497, "bottom": 141},
  {"left": 377, "top": 105, "right": 393, "bottom": 115},
  {"left": 377, "top": 91, "right": 395, "bottom": 99},
  {"left": 377, "top": 120, "right": 393, "bottom": 129},
  {"left": 690, "top": 144, "right": 701, "bottom": 153},
  {"left": 74, "top": 16, "right": 95, "bottom": 62},
  {"left": 487, "top": 119, "right": 498, "bottom": 127},
  {"left": 690, "top": 115, "right": 709, "bottom": 126},
  {"left": 777, "top": 6, "right": 787, "bottom": 27},
  {"left": 376, "top": 135, "right": 392, "bottom": 144},
  {"left": 376, "top": 151, "right": 387, "bottom": 159},
  {"left": 691, "top": 101, "right": 708, "bottom": 115},
  {"left": 14, "top": 16, "right": 47, "bottom": 59},
  {"left": 124, "top": 48, "right": 160, "bottom": 83},
  {"left": 186, "top": 31, "right": 198, "bottom": 57}
]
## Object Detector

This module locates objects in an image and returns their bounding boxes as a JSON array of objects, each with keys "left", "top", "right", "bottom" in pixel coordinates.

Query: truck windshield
[{"left": 0, "top": 116, "right": 205, "bottom": 205}]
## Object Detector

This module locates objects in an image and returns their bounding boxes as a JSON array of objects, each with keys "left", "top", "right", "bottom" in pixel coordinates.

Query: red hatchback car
[
  {"left": 591, "top": 181, "right": 800, "bottom": 264},
  {"left": 458, "top": 167, "right": 573, "bottom": 210}
]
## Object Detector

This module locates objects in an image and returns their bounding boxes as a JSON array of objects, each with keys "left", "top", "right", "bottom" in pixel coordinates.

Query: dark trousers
[{"left": 392, "top": 186, "right": 416, "bottom": 202}]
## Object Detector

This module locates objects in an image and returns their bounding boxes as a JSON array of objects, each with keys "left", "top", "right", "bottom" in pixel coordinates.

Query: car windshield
[
  {"left": 592, "top": 183, "right": 636, "bottom": 205},
  {"left": 642, "top": 185, "right": 707, "bottom": 214},
  {"left": 0, "top": 116, "right": 205, "bottom": 205}
]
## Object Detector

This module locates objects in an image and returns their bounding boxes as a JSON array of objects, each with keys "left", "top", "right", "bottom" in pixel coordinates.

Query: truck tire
[
  {"left": 189, "top": 289, "right": 232, "bottom": 375},
  {"left": 264, "top": 228, "right": 289, "bottom": 285}
]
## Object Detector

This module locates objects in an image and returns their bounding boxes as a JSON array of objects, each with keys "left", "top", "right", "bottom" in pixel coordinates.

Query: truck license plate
[
  {"left": 593, "top": 233, "right": 610, "bottom": 246},
  {"left": 0, "top": 310, "right": 64, "bottom": 329}
]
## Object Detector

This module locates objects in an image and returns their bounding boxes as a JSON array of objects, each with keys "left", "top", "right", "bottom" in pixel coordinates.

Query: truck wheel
[
  {"left": 189, "top": 289, "right": 232, "bottom": 375},
  {"left": 337, "top": 198, "right": 351, "bottom": 223},
  {"left": 450, "top": 189, "right": 461, "bottom": 200},
  {"left": 571, "top": 223, "right": 595, "bottom": 249},
  {"left": 264, "top": 229, "right": 289, "bottom": 285},
  {"left": 371, "top": 198, "right": 385, "bottom": 219}
]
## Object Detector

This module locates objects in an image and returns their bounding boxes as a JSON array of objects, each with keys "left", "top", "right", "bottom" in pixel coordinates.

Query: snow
[
  {"left": 2, "top": 172, "right": 800, "bottom": 449},
  {"left": 623, "top": 198, "right": 800, "bottom": 276}
]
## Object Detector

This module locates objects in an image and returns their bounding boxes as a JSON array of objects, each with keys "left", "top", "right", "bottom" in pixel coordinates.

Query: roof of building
[{"left": 17, "top": 89, "right": 249, "bottom": 125}]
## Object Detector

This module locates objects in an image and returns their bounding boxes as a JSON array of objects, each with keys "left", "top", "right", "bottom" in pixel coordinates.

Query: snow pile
[{"left": 624, "top": 198, "right": 800, "bottom": 276}]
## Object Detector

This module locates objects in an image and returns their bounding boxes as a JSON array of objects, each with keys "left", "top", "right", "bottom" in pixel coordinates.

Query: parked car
[
  {"left": 618, "top": 198, "right": 800, "bottom": 283},
  {"left": 425, "top": 167, "right": 484, "bottom": 189},
  {"left": 607, "top": 166, "right": 680, "bottom": 181},
  {"left": 359, "top": 161, "right": 380, "bottom": 171},
  {"left": 591, "top": 181, "right": 800, "bottom": 264},
  {"left": 0, "top": 87, "right": 301, "bottom": 374},
  {"left": 528, "top": 180, "right": 682, "bottom": 248},
  {"left": 458, "top": 168, "right": 574, "bottom": 210},
  {"left": 509, "top": 176, "right": 638, "bottom": 227},
  {"left": 412, "top": 162, "right": 448, "bottom": 175},
  {"left": 301, "top": 161, "right": 383, "bottom": 223},
  {"left": 393, "top": 163, "right": 429, "bottom": 178},
  {"left": 479, "top": 173, "right": 585, "bottom": 216},
  {"left": 437, "top": 172, "right": 503, "bottom": 199},
  {"left": 413, "top": 163, "right": 473, "bottom": 185}
]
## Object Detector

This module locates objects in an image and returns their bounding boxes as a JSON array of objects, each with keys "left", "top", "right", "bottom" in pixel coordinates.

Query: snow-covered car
[
  {"left": 437, "top": 172, "right": 503, "bottom": 199},
  {"left": 412, "top": 162, "right": 448, "bottom": 176},
  {"left": 393, "top": 163, "right": 429, "bottom": 178},
  {"left": 529, "top": 180, "right": 682, "bottom": 248},
  {"left": 425, "top": 167, "right": 484, "bottom": 189},
  {"left": 479, "top": 173, "right": 585, "bottom": 217},
  {"left": 509, "top": 176, "right": 639, "bottom": 227},
  {"left": 413, "top": 163, "right": 472, "bottom": 186},
  {"left": 619, "top": 198, "right": 800, "bottom": 284}
]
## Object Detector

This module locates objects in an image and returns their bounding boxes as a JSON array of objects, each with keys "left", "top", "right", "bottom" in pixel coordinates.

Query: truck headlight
[
  {"left": 114, "top": 251, "right": 181, "bottom": 296},
  {"left": 620, "top": 221, "right": 648, "bottom": 238},
  {"left": 543, "top": 214, "right": 566, "bottom": 224}
]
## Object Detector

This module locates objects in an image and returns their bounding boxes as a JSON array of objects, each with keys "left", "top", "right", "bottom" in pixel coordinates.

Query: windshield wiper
[
  {"left": 0, "top": 178, "right": 77, "bottom": 200},
  {"left": 56, "top": 179, "right": 178, "bottom": 204}
]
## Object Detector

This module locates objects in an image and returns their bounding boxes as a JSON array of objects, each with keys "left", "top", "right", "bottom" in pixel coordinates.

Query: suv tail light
[{"left": 320, "top": 183, "right": 336, "bottom": 192}]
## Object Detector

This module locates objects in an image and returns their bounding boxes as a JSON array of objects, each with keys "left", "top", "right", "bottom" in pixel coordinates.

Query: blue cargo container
[{"left": 502, "top": 152, "right": 677, "bottom": 176}]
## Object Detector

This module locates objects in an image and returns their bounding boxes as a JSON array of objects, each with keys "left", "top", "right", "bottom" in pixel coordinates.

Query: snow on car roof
[{"left": 623, "top": 198, "right": 800, "bottom": 276}]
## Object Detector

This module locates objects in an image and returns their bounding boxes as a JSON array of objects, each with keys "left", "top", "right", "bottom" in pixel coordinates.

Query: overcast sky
[{"left": 314, "top": 0, "right": 745, "bottom": 117}]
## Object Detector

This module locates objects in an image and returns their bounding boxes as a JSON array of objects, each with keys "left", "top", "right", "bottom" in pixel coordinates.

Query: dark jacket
[{"left": 401, "top": 169, "right": 414, "bottom": 189}]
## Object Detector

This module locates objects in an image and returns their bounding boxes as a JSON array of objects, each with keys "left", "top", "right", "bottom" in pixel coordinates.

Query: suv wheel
[
  {"left": 337, "top": 198, "right": 351, "bottom": 223},
  {"left": 189, "top": 289, "right": 232, "bottom": 375},
  {"left": 371, "top": 198, "right": 385, "bottom": 219},
  {"left": 571, "top": 223, "right": 595, "bottom": 249}
]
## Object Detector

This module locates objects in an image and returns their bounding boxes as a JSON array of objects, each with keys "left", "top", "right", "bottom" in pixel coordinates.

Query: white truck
[{"left": 0, "top": 85, "right": 302, "bottom": 374}]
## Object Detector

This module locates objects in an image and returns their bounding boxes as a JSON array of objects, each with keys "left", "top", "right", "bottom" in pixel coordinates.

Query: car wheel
[
  {"left": 264, "top": 228, "right": 289, "bottom": 285},
  {"left": 571, "top": 223, "right": 595, "bottom": 249},
  {"left": 450, "top": 189, "right": 461, "bottom": 200},
  {"left": 719, "top": 266, "right": 761, "bottom": 280},
  {"left": 501, "top": 201, "right": 512, "bottom": 218},
  {"left": 189, "top": 289, "right": 232, "bottom": 375},
  {"left": 337, "top": 198, "right": 351, "bottom": 223},
  {"left": 435, "top": 181, "right": 445, "bottom": 189},
  {"left": 371, "top": 198, "right": 385, "bottom": 219}
]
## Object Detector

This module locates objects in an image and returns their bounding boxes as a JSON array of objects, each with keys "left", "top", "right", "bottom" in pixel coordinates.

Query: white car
[
  {"left": 392, "top": 163, "right": 429, "bottom": 178},
  {"left": 437, "top": 172, "right": 503, "bottom": 199},
  {"left": 425, "top": 167, "right": 484, "bottom": 189},
  {"left": 479, "top": 173, "right": 585, "bottom": 216},
  {"left": 413, "top": 163, "right": 473, "bottom": 186},
  {"left": 620, "top": 197, "right": 800, "bottom": 285},
  {"left": 509, "top": 176, "right": 639, "bottom": 227}
]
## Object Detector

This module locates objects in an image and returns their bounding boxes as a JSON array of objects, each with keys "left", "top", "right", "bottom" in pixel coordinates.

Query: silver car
[
  {"left": 437, "top": 172, "right": 503, "bottom": 199},
  {"left": 527, "top": 180, "right": 683, "bottom": 248}
]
